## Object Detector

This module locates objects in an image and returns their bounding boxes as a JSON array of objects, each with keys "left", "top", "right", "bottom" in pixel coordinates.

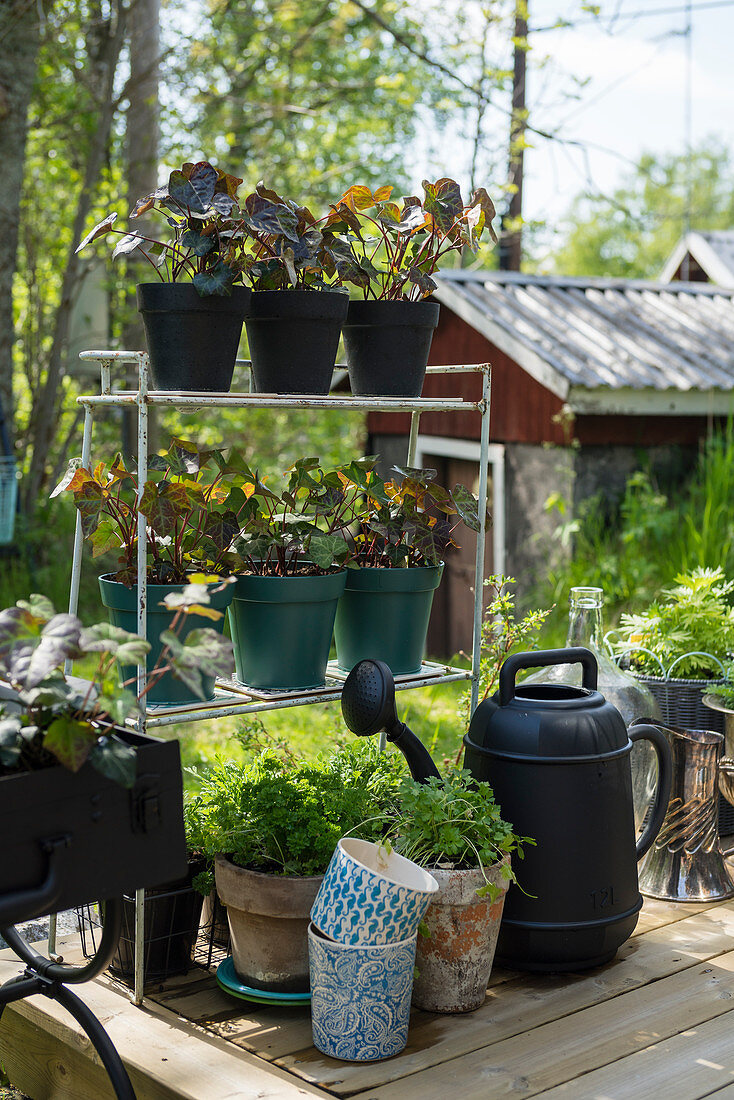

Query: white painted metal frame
[{"left": 61, "top": 351, "right": 493, "bottom": 1004}]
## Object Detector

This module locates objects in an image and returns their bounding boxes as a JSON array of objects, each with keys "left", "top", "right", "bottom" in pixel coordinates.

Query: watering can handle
[
  {"left": 629, "top": 724, "right": 673, "bottom": 861},
  {"left": 499, "top": 648, "right": 598, "bottom": 706}
]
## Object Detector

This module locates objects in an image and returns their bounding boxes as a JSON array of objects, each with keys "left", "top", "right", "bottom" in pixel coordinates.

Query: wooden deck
[{"left": 3, "top": 897, "right": 734, "bottom": 1099}]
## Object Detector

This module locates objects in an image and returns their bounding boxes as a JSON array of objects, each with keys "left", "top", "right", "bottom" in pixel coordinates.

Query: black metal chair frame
[{"left": 0, "top": 892, "right": 136, "bottom": 1100}]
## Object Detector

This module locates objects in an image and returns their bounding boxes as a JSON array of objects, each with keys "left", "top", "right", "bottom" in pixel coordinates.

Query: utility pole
[{"left": 499, "top": 1, "right": 528, "bottom": 272}]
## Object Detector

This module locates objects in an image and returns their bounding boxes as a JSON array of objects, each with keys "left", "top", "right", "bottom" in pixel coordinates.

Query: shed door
[{"left": 424, "top": 456, "right": 494, "bottom": 661}]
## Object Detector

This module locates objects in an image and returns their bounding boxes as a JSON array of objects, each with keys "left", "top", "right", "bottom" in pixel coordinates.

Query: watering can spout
[{"left": 340, "top": 659, "right": 441, "bottom": 783}]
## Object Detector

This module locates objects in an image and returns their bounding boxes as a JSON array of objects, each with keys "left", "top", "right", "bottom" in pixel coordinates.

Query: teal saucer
[{"left": 216, "top": 957, "right": 311, "bottom": 1006}]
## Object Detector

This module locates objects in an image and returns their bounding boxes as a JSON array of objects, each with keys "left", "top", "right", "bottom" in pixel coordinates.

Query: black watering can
[{"left": 341, "top": 648, "right": 673, "bottom": 972}]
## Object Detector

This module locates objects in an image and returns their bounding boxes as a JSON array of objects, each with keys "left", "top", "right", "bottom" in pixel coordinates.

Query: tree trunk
[
  {"left": 0, "top": 0, "right": 48, "bottom": 455},
  {"left": 23, "top": 0, "right": 128, "bottom": 513},
  {"left": 122, "top": 0, "right": 160, "bottom": 458},
  {"left": 499, "top": 1, "right": 528, "bottom": 272}
]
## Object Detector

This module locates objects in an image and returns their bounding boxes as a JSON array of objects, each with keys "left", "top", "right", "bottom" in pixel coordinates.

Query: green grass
[{"left": 165, "top": 674, "right": 470, "bottom": 788}]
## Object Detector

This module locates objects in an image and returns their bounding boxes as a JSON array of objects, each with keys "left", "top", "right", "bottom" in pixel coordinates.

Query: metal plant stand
[
  {"left": 57, "top": 352, "right": 493, "bottom": 1004},
  {"left": 1, "top": 899, "right": 136, "bottom": 1099}
]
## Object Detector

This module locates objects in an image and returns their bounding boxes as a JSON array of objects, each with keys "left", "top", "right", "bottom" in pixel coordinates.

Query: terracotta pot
[
  {"left": 215, "top": 856, "right": 322, "bottom": 993},
  {"left": 412, "top": 856, "right": 510, "bottom": 1014}
]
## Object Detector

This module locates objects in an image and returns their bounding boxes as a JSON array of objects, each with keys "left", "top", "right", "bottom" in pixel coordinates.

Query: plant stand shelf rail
[
  {"left": 5, "top": 896, "right": 734, "bottom": 1099},
  {"left": 61, "top": 352, "right": 492, "bottom": 1006}
]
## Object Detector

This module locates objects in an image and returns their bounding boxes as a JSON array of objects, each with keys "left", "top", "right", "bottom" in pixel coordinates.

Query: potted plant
[
  {"left": 189, "top": 739, "right": 404, "bottom": 993},
  {"left": 239, "top": 183, "right": 349, "bottom": 395},
  {"left": 333, "top": 462, "right": 485, "bottom": 675},
  {"left": 76, "top": 159, "right": 250, "bottom": 391},
  {"left": 225, "top": 455, "right": 361, "bottom": 690},
  {"left": 57, "top": 436, "right": 238, "bottom": 705},
  {"left": 0, "top": 593, "right": 190, "bottom": 925},
  {"left": 327, "top": 179, "right": 497, "bottom": 396},
  {"left": 378, "top": 769, "right": 528, "bottom": 1014},
  {"left": 614, "top": 567, "right": 734, "bottom": 731}
]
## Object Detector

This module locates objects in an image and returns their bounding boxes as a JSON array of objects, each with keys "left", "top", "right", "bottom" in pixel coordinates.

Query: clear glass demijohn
[{"left": 525, "top": 586, "right": 661, "bottom": 831}]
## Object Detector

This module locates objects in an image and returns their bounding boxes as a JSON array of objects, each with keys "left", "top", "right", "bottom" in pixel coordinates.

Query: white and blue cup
[
  {"left": 310, "top": 837, "right": 438, "bottom": 946},
  {"left": 308, "top": 923, "right": 417, "bottom": 1061}
]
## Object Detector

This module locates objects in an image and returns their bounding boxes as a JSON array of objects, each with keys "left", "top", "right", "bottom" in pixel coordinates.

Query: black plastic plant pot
[
  {"left": 333, "top": 563, "right": 444, "bottom": 676},
  {"left": 0, "top": 730, "right": 188, "bottom": 928},
  {"left": 109, "top": 858, "right": 206, "bottom": 983},
  {"left": 245, "top": 289, "right": 349, "bottom": 395},
  {"left": 98, "top": 574, "right": 234, "bottom": 706},
  {"left": 228, "top": 570, "right": 347, "bottom": 690},
  {"left": 137, "top": 282, "right": 250, "bottom": 392},
  {"left": 342, "top": 299, "right": 440, "bottom": 397}
]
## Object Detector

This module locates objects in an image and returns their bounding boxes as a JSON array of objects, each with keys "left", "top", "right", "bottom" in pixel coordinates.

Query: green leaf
[
  {"left": 15, "top": 594, "right": 56, "bottom": 621},
  {"left": 159, "top": 628, "right": 234, "bottom": 698},
  {"left": 193, "top": 261, "right": 237, "bottom": 296},
  {"left": 80, "top": 622, "right": 150, "bottom": 665},
  {"left": 25, "top": 614, "right": 83, "bottom": 689},
  {"left": 88, "top": 736, "right": 137, "bottom": 788},
  {"left": 180, "top": 228, "right": 216, "bottom": 256},
  {"left": 75, "top": 212, "right": 118, "bottom": 254},
  {"left": 72, "top": 479, "right": 105, "bottom": 538},
  {"left": 451, "top": 484, "right": 483, "bottom": 533},
  {"left": 90, "top": 518, "right": 120, "bottom": 558},
  {"left": 204, "top": 510, "right": 239, "bottom": 551},
  {"left": 308, "top": 535, "right": 349, "bottom": 570},
  {"left": 421, "top": 178, "right": 464, "bottom": 234},
  {"left": 0, "top": 717, "right": 22, "bottom": 766},
  {"left": 44, "top": 715, "right": 97, "bottom": 771}
]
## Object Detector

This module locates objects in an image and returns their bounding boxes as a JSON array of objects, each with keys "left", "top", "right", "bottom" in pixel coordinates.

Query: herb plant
[
  {"left": 184, "top": 741, "right": 405, "bottom": 881},
  {"left": 614, "top": 567, "right": 734, "bottom": 678},
  {"left": 460, "top": 575, "right": 553, "bottom": 732},
  {"left": 326, "top": 179, "right": 498, "bottom": 301},
  {"left": 76, "top": 160, "right": 246, "bottom": 295},
  {"left": 380, "top": 769, "right": 530, "bottom": 900}
]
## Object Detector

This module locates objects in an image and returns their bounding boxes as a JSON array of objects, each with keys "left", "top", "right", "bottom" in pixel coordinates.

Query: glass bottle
[{"left": 525, "top": 586, "right": 661, "bottom": 832}]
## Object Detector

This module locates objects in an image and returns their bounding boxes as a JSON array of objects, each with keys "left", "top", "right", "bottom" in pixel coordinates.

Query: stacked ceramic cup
[{"left": 308, "top": 837, "right": 438, "bottom": 1062}]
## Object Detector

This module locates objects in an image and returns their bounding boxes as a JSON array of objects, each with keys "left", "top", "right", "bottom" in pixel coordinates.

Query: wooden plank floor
[{"left": 3, "top": 897, "right": 734, "bottom": 1099}]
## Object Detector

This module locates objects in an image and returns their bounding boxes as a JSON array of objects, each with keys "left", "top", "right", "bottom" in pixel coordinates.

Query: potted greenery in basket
[
  {"left": 57, "top": 436, "right": 239, "bottom": 705},
  {"left": 327, "top": 179, "right": 497, "bottom": 396},
  {"left": 188, "top": 739, "right": 404, "bottom": 993},
  {"left": 0, "top": 594, "right": 193, "bottom": 926},
  {"left": 614, "top": 567, "right": 734, "bottom": 732},
  {"left": 378, "top": 769, "right": 528, "bottom": 1014},
  {"left": 239, "top": 182, "right": 349, "bottom": 395},
  {"left": 225, "top": 455, "right": 365, "bottom": 691},
  {"left": 333, "top": 462, "right": 485, "bottom": 675},
  {"left": 76, "top": 160, "right": 250, "bottom": 391}
]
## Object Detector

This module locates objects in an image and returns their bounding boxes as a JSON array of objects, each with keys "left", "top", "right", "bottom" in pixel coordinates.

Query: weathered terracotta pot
[
  {"left": 215, "top": 856, "right": 322, "bottom": 993},
  {"left": 412, "top": 856, "right": 510, "bottom": 1013}
]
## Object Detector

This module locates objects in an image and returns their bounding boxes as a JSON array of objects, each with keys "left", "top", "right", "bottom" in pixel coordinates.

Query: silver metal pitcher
[{"left": 638, "top": 724, "right": 734, "bottom": 902}]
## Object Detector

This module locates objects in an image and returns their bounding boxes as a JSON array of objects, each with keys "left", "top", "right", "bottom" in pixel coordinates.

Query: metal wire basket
[
  {"left": 0, "top": 456, "right": 18, "bottom": 546},
  {"left": 78, "top": 878, "right": 230, "bottom": 989}
]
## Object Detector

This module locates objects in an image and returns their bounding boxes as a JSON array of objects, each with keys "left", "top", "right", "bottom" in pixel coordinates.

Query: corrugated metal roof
[{"left": 435, "top": 270, "right": 734, "bottom": 399}]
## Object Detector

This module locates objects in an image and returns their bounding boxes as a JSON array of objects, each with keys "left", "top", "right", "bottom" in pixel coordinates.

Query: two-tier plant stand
[{"left": 55, "top": 351, "right": 492, "bottom": 1004}]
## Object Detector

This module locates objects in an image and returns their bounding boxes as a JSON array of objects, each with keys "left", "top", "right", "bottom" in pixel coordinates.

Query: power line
[{"left": 535, "top": 0, "right": 734, "bottom": 32}]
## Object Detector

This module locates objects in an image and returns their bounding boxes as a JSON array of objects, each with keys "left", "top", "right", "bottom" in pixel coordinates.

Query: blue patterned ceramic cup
[
  {"left": 310, "top": 837, "right": 438, "bottom": 945},
  {"left": 308, "top": 923, "right": 417, "bottom": 1061}
]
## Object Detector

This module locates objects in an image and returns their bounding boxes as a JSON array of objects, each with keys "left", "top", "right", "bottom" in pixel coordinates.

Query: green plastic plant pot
[
  {"left": 98, "top": 575, "right": 234, "bottom": 706},
  {"left": 334, "top": 563, "right": 444, "bottom": 676},
  {"left": 228, "top": 570, "right": 347, "bottom": 690}
]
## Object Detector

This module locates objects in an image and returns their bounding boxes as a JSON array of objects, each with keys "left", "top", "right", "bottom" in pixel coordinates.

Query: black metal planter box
[{"left": 0, "top": 730, "right": 188, "bottom": 928}]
